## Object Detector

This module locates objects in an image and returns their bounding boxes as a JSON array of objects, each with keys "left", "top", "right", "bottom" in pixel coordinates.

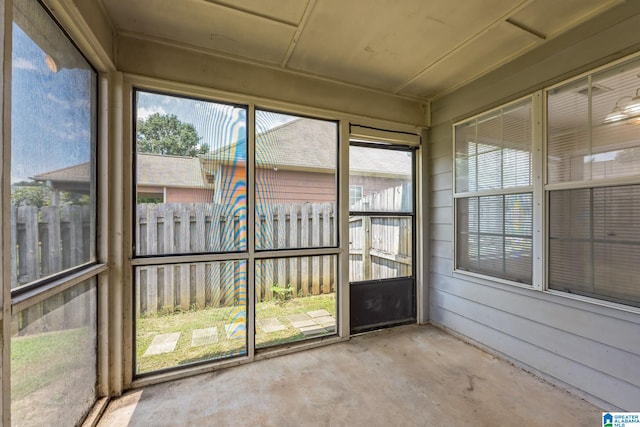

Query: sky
[{"left": 11, "top": 23, "right": 94, "bottom": 183}]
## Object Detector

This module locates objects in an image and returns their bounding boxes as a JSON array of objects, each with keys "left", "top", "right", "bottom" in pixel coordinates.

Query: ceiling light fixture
[
  {"left": 604, "top": 73, "right": 640, "bottom": 124},
  {"left": 603, "top": 96, "right": 632, "bottom": 123},
  {"left": 622, "top": 88, "right": 640, "bottom": 115}
]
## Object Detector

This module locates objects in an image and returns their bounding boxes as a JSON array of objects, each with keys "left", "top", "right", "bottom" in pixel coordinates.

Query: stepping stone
[
  {"left": 307, "top": 309, "right": 332, "bottom": 318},
  {"left": 314, "top": 316, "right": 336, "bottom": 327},
  {"left": 290, "top": 319, "right": 317, "bottom": 329},
  {"left": 143, "top": 332, "right": 181, "bottom": 357},
  {"left": 225, "top": 323, "right": 246, "bottom": 340},
  {"left": 191, "top": 328, "right": 218, "bottom": 347},
  {"left": 288, "top": 313, "right": 310, "bottom": 322},
  {"left": 287, "top": 313, "right": 316, "bottom": 328},
  {"left": 257, "top": 318, "right": 286, "bottom": 333},
  {"left": 299, "top": 325, "right": 327, "bottom": 336}
]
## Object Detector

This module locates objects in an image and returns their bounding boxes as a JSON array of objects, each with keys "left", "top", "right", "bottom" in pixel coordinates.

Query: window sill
[
  {"left": 543, "top": 288, "right": 640, "bottom": 318},
  {"left": 452, "top": 269, "right": 533, "bottom": 291}
]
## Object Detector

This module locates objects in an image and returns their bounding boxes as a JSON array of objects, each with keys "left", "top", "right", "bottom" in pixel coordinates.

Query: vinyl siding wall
[{"left": 428, "top": 2, "right": 640, "bottom": 410}]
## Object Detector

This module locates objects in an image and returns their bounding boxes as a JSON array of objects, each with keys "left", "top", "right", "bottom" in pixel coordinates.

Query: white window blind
[
  {"left": 546, "top": 56, "right": 640, "bottom": 307},
  {"left": 457, "top": 194, "right": 533, "bottom": 283},
  {"left": 454, "top": 97, "right": 533, "bottom": 284},
  {"left": 549, "top": 186, "right": 640, "bottom": 307}
]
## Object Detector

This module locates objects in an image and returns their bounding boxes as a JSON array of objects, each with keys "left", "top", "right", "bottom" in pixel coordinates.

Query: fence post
[
  {"left": 209, "top": 261, "right": 221, "bottom": 307},
  {"left": 322, "top": 203, "right": 332, "bottom": 294},
  {"left": 40, "top": 206, "right": 62, "bottom": 277},
  {"left": 10, "top": 207, "right": 17, "bottom": 288},
  {"left": 276, "top": 204, "right": 288, "bottom": 292},
  {"left": 178, "top": 207, "right": 191, "bottom": 310},
  {"left": 311, "top": 203, "right": 321, "bottom": 296},
  {"left": 17, "top": 206, "right": 39, "bottom": 284},
  {"left": 288, "top": 204, "right": 299, "bottom": 296},
  {"left": 363, "top": 216, "right": 371, "bottom": 280},
  {"left": 61, "top": 206, "right": 84, "bottom": 267},
  {"left": 300, "top": 204, "right": 310, "bottom": 296},
  {"left": 156, "top": 205, "right": 173, "bottom": 310}
]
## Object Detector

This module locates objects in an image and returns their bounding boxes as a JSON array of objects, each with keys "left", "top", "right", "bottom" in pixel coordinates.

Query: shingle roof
[
  {"left": 205, "top": 118, "right": 411, "bottom": 177},
  {"left": 32, "top": 154, "right": 212, "bottom": 188},
  {"left": 33, "top": 120, "right": 412, "bottom": 188},
  {"left": 31, "top": 162, "right": 90, "bottom": 183},
  {"left": 136, "top": 153, "right": 211, "bottom": 188}
]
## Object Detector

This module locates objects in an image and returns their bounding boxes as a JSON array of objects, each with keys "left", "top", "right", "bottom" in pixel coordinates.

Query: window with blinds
[
  {"left": 454, "top": 98, "right": 533, "bottom": 284},
  {"left": 547, "top": 56, "right": 640, "bottom": 307}
]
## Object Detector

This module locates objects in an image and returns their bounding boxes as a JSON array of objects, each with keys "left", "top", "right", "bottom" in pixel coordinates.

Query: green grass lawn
[
  {"left": 136, "top": 293, "right": 336, "bottom": 373},
  {"left": 11, "top": 328, "right": 94, "bottom": 401},
  {"left": 11, "top": 327, "right": 96, "bottom": 427}
]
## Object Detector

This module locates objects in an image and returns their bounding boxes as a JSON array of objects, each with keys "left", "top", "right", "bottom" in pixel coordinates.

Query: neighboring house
[
  {"left": 201, "top": 118, "right": 411, "bottom": 207},
  {"left": 30, "top": 162, "right": 90, "bottom": 205},
  {"left": 33, "top": 120, "right": 411, "bottom": 206},
  {"left": 31, "top": 153, "right": 215, "bottom": 204},
  {"left": 135, "top": 153, "right": 214, "bottom": 203}
]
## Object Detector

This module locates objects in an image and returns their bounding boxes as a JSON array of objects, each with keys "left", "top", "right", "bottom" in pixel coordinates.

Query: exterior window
[
  {"left": 254, "top": 110, "right": 338, "bottom": 348},
  {"left": 11, "top": 0, "right": 97, "bottom": 291},
  {"left": 11, "top": 280, "right": 97, "bottom": 425},
  {"left": 254, "top": 111, "right": 337, "bottom": 250},
  {"left": 547, "top": 57, "right": 640, "bottom": 307},
  {"left": 454, "top": 98, "right": 533, "bottom": 284},
  {"left": 349, "top": 185, "right": 363, "bottom": 208},
  {"left": 134, "top": 91, "right": 248, "bottom": 255},
  {"left": 9, "top": 0, "right": 99, "bottom": 425},
  {"left": 133, "top": 91, "right": 249, "bottom": 374}
]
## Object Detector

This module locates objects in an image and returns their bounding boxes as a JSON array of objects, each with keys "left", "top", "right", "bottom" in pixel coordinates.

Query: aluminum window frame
[
  {"left": 453, "top": 94, "right": 539, "bottom": 287},
  {"left": 543, "top": 53, "right": 640, "bottom": 308},
  {"left": 1, "top": 0, "right": 110, "bottom": 424},
  {"left": 9, "top": 0, "right": 101, "bottom": 298}
]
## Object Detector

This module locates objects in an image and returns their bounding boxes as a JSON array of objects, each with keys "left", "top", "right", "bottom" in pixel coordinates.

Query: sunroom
[{"left": 1, "top": 0, "right": 640, "bottom": 425}]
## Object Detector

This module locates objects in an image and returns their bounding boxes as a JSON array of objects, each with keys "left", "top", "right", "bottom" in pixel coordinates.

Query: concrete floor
[{"left": 98, "top": 325, "right": 601, "bottom": 427}]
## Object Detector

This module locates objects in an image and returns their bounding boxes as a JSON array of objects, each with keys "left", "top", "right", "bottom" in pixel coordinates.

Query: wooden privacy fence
[
  {"left": 11, "top": 205, "right": 91, "bottom": 288},
  {"left": 10, "top": 182, "right": 411, "bottom": 316},
  {"left": 135, "top": 202, "right": 337, "bottom": 315},
  {"left": 13, "top": 280, "right": 96, "bottom": 336},
  {"left": 349, "top": 182, "right": 413, "bottom": 282},
  {"left": 348, "top": 216, "right": 412, "bottom": 282}
]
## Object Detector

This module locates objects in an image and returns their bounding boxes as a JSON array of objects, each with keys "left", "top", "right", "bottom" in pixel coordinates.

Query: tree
[
  {"left": 11, "top": 181, "right": 50, "bottom": 207},
  {"left": 136, "top": 113, "right": 207, "bottom": 157}
]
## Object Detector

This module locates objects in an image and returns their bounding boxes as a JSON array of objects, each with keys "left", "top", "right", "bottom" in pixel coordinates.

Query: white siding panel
[
  {"left": 431, "top": 240, "right": 453, "bottom": 259},
  {"left": 431, "top": 224, "right": 453, "bottom": 242},
  {"left": 430, "top": 256, "right": 453, "bottom": 276},
  {"left": 432, "top": 189, "right": 453, "bottom": 208},
  {"left": 431, "top": 304, "right": 640, "bottom": 410},
  {"left": 432, "top": 274, "right": 640, "bottom": 354},
  {"left": 432, "top": 172, "right": 453, "bottom": 192},
  {"left": 433, "top": 290, "right": 640, "bottom": 387},
  {"left": 431, "top": 155, "right": 452, "bottom": 175},
  {"left": 430, "top": 137, "right": 452, "bottom": 160},
  {"left": 430, "top": 206, "right": 453, "bottom": 225},
  {"left": 429, "top": 108, "right": 640, "bottom": 410}
]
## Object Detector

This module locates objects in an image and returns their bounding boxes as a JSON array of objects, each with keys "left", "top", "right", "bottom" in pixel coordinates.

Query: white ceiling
[{"left": 99, "top": 0, "right": 623, "bottom": 100}]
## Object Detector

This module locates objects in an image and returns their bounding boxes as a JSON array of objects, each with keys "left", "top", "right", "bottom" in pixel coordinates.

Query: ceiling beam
[
  {"left": 281, "top": 0, "right": 317, "bottom": 68},
  {"left": 393, "top": 0, "right": 536, "bottom": 95},
  {"left": 204, "top": 0, "right": 299, "bottom": 28}
]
